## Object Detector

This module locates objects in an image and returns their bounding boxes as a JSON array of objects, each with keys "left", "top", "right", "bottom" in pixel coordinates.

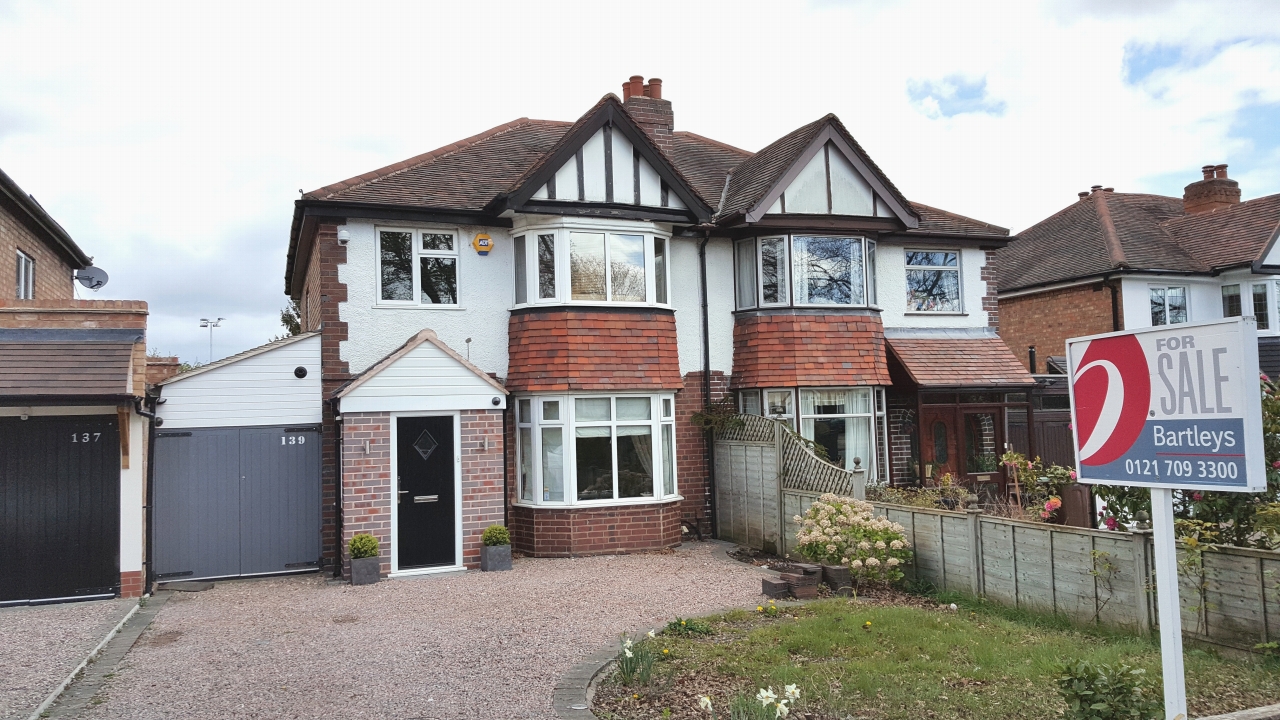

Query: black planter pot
[
  {"left": 481, "top": 544, "right": 512, "bottom": 571},
  {"left": 351, "top": 556, "right": 380, "bottom": 586}
]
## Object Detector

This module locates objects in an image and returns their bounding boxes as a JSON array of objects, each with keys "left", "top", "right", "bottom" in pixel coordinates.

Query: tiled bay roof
[
  {"left": 888, "top": 337, "right": 1035, "bottom": 387},
  {"left": 998, "top": 190, "right": 1280, "bottom": 292}
]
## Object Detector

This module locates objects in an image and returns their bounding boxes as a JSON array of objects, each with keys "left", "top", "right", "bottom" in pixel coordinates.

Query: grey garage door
[{"left": 153, "top": 425, "right": 320, "bottom": 581}]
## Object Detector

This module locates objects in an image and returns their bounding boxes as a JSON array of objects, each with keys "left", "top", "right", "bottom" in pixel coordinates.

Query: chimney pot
[
  {"left": 647, "top": 78, "right": 662, "bottom": 100},
  {"left": 1103, "top": 187, "right": 1114, "bottom": 193},
  {"left": 622, "top": 82, "right": 631, "bottom": 101},
  {"left": 629, "top": 75, "right": 644, "bottom": 98},
  {"left": 1215, "top": 163, "right": 1228, "bottom": 179},
  {"left": 1091, "top": 185, "right": 1103, "bottom": 193},
  {"left": 1078, "top": 191, "right": 1090, "bottom": 200},
  {"left": 1202, "top": 165, "right": 1215, "bottom": 180}
]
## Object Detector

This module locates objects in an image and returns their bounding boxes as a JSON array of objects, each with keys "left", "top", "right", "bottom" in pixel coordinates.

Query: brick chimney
[
  {"left": 1183, "top": 163, "right": 1241, "bottom": 214},
  {"left": 621, "top": 75, "right": 672, "bottom": 154}
]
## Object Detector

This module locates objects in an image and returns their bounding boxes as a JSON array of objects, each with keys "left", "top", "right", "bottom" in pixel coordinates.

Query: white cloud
[{"left": 1, "top": 0, "right": 1278, "bottom": 361}]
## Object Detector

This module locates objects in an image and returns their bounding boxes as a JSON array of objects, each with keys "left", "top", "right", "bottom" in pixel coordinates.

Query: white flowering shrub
[{"left": 793, "top": 494, "right": 913, "bottom": 585}]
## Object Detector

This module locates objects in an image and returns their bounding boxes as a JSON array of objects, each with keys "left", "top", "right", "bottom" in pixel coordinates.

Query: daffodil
[
  {"left": 624, "top": 648, "right": 633, "bottom": 658},
  {"left": 623, "top": 638, "right": 633, "bottom": 649},
  {"left": 775, "top": 700, "right": 790, "bottom": 718},
  {"left": 756, "top": 687, "right": 777, "bottom": 707},
  {"left": 698, "top": 695, "right": 714, "bottom": 712},
  {"left": 784, "top": 684, "right": 800, "bottom": 700},
  {"left": 647, "top": 630, "right": 655, "bottom": 638}
]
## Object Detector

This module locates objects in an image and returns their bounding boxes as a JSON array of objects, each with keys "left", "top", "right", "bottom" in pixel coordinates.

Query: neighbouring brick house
[
  {"left": 0, "top": 166, "right": 156, "bottom": 603},
  {"left": 285, "top": 76, "right": 1032, "bottom": 578},
  {"left": 998, "top": 167, "right": 1280, "bottom": 377}
]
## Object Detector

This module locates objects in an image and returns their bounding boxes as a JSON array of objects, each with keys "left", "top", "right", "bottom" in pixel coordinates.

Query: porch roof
[
  {"left": 887, "top": 337, "right": 1035, "bottom": 388},
  {"left": 0, "top": 328, "right": 142, "bottom": 401}
]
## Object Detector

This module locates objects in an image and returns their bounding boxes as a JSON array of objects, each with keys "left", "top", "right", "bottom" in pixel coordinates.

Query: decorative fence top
[{"left": 718, "top": 413, "right": 861, "bottom": 496}]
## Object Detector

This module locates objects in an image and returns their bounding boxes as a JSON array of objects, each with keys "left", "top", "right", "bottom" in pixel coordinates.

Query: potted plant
[
  {"left": 480, "top": 525, "right": 512, "bottom": 571},
  {"left": 349, "top": 533, "right": 380, "bottom": 586}
]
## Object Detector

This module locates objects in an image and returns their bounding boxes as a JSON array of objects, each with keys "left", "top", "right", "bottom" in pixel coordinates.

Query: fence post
[
  {"left": 966, "top": 508, "right": 984, "bottom": 597},
  {"left": 1131, "top": 529, "right": 1153, "bottom": 636}
]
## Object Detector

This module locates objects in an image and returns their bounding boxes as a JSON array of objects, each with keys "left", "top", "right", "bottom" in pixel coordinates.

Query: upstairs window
[
  {"left": 378, "top": 228, "right": 458, "bottom": 305},
  {"left": 905, "top": 250, "right": 961, "bottom": 312},
  {"left": 15, "top": 250, "right": 33, "bottom": 300},
  {"left": 1149, "top": 286, "right": 1188, "bottom": 326},
  {"left": 1254, "top": 283, "right": 1270, "bottom": 330},
  {"left": 514, "top": 225, "right": 670, "bottom": 306},
  {"left": 734, "top": 235, "right": 876, "bottom": 309},
  {"left": 1222, "top": 284, "right": 1242, "bottom": 318}
]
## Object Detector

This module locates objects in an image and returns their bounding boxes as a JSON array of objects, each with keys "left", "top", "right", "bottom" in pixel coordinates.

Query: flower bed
[{"left": 590, "top": 595, "right": 1280, "bottom": 719}]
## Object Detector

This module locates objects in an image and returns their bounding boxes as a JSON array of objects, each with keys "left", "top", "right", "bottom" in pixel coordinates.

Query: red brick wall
[
  {"left": 120, "top": 570, "right": 143, "bottom": 599},
  {"left": 982, "top": 250, "right": 999, "bottom": 328},
  {"left": 508, "top": 500, "right": 682, "bottom": 557},
  {"left": 310, "top": 223, "right": 349, "bottom": 570},
  {"left": 340, "top": 412, "right": 392, "bottom": 577},
  {"left": 732, "top": 311, "right": 891, "bottom": 388},
  {"left": 506, "top": 308, "right": 683, "bottom": 392},
  {"left": 0, "top": 201, "right": 76, "bottom": 300},
  {"left": 622, "top": 96, "right": 673, "bottom": 154},
  {"left": 675, "top": 370, "right": 728, "bottom": 536},
  {"left": 460, "top": 409, "right": 505, "bottom": 568},
  {"left": 998, "top": 283, "right": 1119, "bottom": 372},
  {"left": 886, "top": 392, "right": 918, "bottom": 484},
  {"left": 145, "top": 356, "right": 180, "bottom": 385}
]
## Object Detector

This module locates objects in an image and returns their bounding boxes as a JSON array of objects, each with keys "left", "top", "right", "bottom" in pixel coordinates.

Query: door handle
[{"left": 414, "top": 495, "right": 438, "bottom": 503}]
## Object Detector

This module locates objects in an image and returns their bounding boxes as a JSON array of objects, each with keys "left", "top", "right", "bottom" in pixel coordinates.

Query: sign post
[{"left": 1066, "top": 318, "right": 1266, "bottom": 720}]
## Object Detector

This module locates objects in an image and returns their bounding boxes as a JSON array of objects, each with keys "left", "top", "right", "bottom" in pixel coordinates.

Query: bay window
[
  {"left": 378, "top": 228, "right": 458, "bottom": 305},
  {"left": 734, "top": 235, "right": 876, "bottom": 309},
  {"left": 513, "top": 224, "right": 670, "bottom": 307},
  {"left": 514, "top": 393, "right": 677, "bottom": 506},
  {"left": 1149, "top": 285, "right": 1188, "bottom": 326},
  {"left": 905, "top": 250, "right": 961, "bottom": 312}
]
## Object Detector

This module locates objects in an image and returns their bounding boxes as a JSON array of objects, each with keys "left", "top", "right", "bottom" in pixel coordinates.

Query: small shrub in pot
[
  {"left": 480, "top": 524, "right": 512, "bottom": 571},
  {"left": 349, "top": 533, "right": 381, "bottom": 586}
]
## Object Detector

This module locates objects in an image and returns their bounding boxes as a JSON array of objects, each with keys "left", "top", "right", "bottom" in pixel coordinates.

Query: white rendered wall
[
  {"left": 1121, "top": 271, "right": 1280, "bottom": 336},
  {"left": 121, "top": 412, "right": 144, "bottom": 573},
  {"left": 338, "top": 220, "right": 514, "bottom": 376},
  {"left": 157, "top": 335, "right": 322, "bottom": 429},
  {"left": 672, "top": 236, "right": 734, "bottom": 376},
  {"left": 877, "top": 245, "right": 991, "bottom": 329},
  {"left": 339, "top": 340, "right": 506, "bottom": 413}
]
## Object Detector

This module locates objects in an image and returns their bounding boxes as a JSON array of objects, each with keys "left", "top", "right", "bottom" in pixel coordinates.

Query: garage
[
  {"left": 153, "top": 333, "right": 322, "bottom": 581},
  {"left": 0, "top": 415, "right": 121, "bottom": 603}
]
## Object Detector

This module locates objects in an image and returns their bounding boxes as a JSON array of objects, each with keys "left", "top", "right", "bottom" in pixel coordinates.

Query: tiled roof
[
  {"left": 669, "top": 131, "right": 752, "bottom": 208},
  {"left": 888, "top": 337, "right": 1035, "bottom": 387},
  {"left": 0, "top": 340, "right": 136, "bottom": 398},
  {"left": 907, "top": 202, "right": 1009, "bottom": 237},
  {"left": 0, "top": 166, "right": 91, "bottom": 268},
  {"left": 305, "top": 119, "right": 573, "bottom": 210},
  {"left": 998, "top": 189, "right": 1280, "bottom": 292}
]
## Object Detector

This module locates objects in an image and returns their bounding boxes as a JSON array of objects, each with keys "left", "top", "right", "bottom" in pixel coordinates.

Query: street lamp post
[{"left": 199, "top": 317, "right": 224, "bottom": 362}]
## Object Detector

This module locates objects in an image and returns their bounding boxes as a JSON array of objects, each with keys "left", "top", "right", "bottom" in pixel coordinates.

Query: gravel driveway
[
  {"left": 0, "top": 598, "right": 136, "bottom": 720},
  {"left": 78, "top": 541, "right": 766, "bottom": 720}
]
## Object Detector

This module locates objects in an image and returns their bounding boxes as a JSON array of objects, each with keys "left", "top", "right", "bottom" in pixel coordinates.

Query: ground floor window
[
  {"left": 738, "top": 386, "right": 883, "bottom": 477},
  {"left": 515, "top": 393, "right": 677, "bottom": 506}
]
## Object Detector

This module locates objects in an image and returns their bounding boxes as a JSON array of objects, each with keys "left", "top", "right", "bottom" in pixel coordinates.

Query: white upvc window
[
  {"left": 738, "top": 388, "right": 796, "bottom": 430},
  {"left": 1253, "top": 283, "right": 1271, "bottom": 330},
  {"left": 904, "top": 249, "right": 961, "bottom": 312},
  {"left": 733, "top": 235, "right": 876, "bottom": 309},
  {"left": 376, "top": 227, "right": 459, "bottom": 306},
  {"left": 1149, "top": 285, "right": 1188, "bottom": 326},
  {"left": 513, "top": 224, "right": 670, "bottom": 307},
  {"left": 514, "top": 392, "right": 678, "bottom": 506},
  {"left": 799, "top": 388, "right": 876, "bottom": 474},
  {"left": 15, "top": 250, "right": 34, "bottom": 300}
]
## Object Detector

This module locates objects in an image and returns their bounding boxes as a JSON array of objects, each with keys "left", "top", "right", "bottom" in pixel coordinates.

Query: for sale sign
[{"left": 1066, "top": 318, "right": 1266, "bottom": 492}]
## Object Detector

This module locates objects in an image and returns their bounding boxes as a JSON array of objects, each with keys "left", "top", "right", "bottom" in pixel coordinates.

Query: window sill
[
  {"left": 903, "top": 311, "right": 968, "bottom": 316},
  {"left": 513, "top": 495, "right": 684, "bottom": 510},
  {"left": 511, "top": 301, "right": 674, "bottom": 311},
  {"left": 373, "top": 304, "right": 466, "bottom": 311}
]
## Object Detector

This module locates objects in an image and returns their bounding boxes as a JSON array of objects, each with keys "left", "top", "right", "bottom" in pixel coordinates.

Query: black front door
[{"left": 396, "top": 416, "right": 455, "bottom": 569}]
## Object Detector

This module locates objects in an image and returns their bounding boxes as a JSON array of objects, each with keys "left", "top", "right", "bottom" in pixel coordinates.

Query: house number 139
[
  {"left": 281, "top": 435, "right": 306, "bottom": 445},
  {"left": 71, "top": 433, "right": 102, "bottom": 442}
]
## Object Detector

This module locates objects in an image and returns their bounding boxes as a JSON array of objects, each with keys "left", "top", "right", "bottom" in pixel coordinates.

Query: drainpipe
[
  {"left": 330, "top": 397, "right": 344, "bottom": 578},
  {"left": 502, "top": 402, "right": 510, "bottom": 529},
  {"left": 698, "top": 232, "right": 718, "bottom": 538},
  {"left": 1109, "top": 279, "right": 1121, "bottom": 332},
  {"left": 136, "top": 396, "right": 159, "bottom": 592}
]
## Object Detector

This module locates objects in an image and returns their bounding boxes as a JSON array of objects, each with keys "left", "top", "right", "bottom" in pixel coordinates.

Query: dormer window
[
  {"left": 513, "top": 221, "right": 670, "bottom": 307},
  {"left": 734, "top": 235, "right": 876, "bottom": 309}
]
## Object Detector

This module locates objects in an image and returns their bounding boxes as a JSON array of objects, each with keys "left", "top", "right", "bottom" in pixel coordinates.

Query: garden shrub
[
  {"left": 1055, "top": 660, "right": 1162, "bottom": 720},
  {"left": 793, "top": 494, "right": 913, "bottom": 585},
  {"left": 348, "top": 533, "right": 378, "bottom": 560},
  {"left": 481, "top": 524, "right": 510, "bottom": 546}
]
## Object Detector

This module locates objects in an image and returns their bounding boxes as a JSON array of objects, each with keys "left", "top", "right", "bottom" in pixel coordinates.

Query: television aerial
[{"left": 75, "top": 266, "right": 109, "bottom": 290}]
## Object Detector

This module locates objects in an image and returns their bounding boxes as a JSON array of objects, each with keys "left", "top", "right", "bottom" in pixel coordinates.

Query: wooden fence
[{"left": 873, "top": 501, "right": 1280, "bottom": 648}]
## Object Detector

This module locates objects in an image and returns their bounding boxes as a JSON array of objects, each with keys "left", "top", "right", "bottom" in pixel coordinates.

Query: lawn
[{"left": 592, "top": 593, "right": 1280, "bottom": 719}]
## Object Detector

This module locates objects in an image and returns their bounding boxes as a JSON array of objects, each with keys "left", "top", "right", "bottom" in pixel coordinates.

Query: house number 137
[{"left": 71, "top": 433, "right": 102, "bottom": 442}]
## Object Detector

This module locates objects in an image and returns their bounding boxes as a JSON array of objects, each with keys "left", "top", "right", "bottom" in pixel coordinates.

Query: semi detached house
[{"left": 284, "top": 77, "right": 1034, "bottom": 578}]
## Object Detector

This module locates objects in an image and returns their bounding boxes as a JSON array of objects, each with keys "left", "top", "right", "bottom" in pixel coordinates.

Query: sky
[{"left": 1, "top": 0, "right": 1278, "bottom": 364}]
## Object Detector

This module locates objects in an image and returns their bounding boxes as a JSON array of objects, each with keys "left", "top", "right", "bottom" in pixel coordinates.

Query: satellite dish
[{"left": 75, "top": 266, "right": 108, "bottom": 290}]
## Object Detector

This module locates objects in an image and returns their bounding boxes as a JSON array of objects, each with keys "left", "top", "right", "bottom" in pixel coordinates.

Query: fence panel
[{"left": 714, "top": 440, "right": 779, "bottom": 553}]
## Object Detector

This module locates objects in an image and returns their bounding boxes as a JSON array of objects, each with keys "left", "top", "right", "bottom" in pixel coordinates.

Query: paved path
[
  {"left": 0, "top": 598, "right": 135, "bottom": 720},
  {"left": 76, "top": 542, "right": 767, "bottom": 720}
]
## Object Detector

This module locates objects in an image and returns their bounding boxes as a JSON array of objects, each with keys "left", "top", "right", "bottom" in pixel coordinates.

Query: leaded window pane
[
  {"left": 1222, "top": 284, "right": 1242, "bottom": 317},
  {"left": 379, "top": 231, "right": 413, "bottom": 301},
  {"left": 1255, "top": 284, "right": 1270, "bottom": 330},
  {"left": 1167, "top": 287, "right": 1188, "bottom": 324},
  {"left": 1150, "top": 287, "right": 1167, "bottom": 326}
]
